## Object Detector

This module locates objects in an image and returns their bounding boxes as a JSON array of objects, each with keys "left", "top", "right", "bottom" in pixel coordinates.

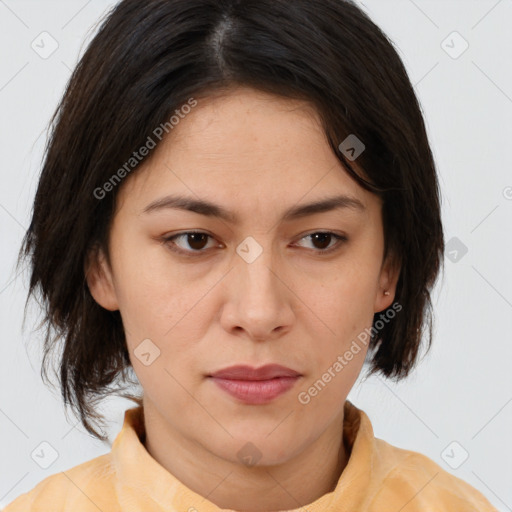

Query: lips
[
  {"left": 208, "top": 364, "right": 302, "bottom": 405},
  {"left": 209, "top": 364, "right": 301, "bottom": 380}
]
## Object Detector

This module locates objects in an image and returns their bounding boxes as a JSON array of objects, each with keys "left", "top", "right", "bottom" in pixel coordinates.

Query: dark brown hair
[{"left": 18, "top": 0, "right": 444, "bottom": 441}]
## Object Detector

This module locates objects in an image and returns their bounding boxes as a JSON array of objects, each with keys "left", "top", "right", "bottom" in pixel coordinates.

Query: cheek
[
  {"left": 297, "top": 261, "right": 377, "bottom": 394},
  {"left": 113, "top": 257, "right": 218, "bottom": 382},
  {"left": 306, "top": 263, "right": 379, "bottom": 339},
  {"left": 110, "top": 228, "right": 193, "bottom": 333}
]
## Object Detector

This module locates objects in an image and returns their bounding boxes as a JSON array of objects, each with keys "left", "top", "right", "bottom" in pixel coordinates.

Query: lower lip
[{"left": 210, "top": 376, "right": 300, "bottom": 404}]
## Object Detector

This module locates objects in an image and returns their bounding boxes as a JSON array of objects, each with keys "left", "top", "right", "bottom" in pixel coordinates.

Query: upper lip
[{"left": 209, "top": 364, "right": 301, "bottom": 380}]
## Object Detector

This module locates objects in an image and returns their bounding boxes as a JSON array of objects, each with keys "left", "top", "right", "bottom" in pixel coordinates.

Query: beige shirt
[{"left": 3, "top": 400, "right": 497, "bottom": 511}]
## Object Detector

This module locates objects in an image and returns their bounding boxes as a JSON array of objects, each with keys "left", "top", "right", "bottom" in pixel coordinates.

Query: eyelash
[{"left": 161, "top": 231, "right": 348, "bottom": 257}]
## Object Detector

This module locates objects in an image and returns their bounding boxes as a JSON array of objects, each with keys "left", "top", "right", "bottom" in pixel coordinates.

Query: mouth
[{"left": 207, "top": 364, "right": 302, "bottom": 405}]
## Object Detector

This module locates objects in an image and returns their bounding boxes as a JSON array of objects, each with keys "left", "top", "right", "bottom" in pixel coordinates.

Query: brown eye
[
  {"left": 310, "top": 233, "right": 332, "bottom": 250},
  {"left": 296, "top": 232, "right": 348, "bottom": 254},
  {"left": 164, "top": 232, "right": 217, "bottom": 254},
  {"left": 184, "top": 233, "right": 210, "bottom": 251}
]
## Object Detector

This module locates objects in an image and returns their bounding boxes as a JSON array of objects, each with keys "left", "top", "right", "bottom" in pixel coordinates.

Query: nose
[{"left": 219, "top": 242, "right": 295, "bottom": 342}]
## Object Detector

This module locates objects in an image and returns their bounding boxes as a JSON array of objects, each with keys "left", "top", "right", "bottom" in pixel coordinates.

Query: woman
[{"left": 6, "top": 0, "right": 496, "bottom": 510}]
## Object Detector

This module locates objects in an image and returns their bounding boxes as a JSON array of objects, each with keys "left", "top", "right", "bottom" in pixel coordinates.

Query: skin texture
[{"left": 86, "top": 86, "right": 400, "bottom": 511}]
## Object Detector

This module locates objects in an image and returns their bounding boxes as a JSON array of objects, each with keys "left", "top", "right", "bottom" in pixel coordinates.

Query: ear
[
  {"left": 374, "top": 250, "right": 401, "bottom": 313},
  {"left": 84, "top": 244, "right": 119, "bottom": 311}
]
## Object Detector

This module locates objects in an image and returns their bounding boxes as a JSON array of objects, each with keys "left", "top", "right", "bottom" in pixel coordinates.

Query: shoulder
[
  {"left": 370, "top": 438, "right": 497, "bottom": 511},
  {"left": 2, "top": 453, "right": 117, "bottom": 512}
]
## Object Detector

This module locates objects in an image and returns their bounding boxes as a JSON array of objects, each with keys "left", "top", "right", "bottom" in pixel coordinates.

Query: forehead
[
  {"left": 116, "top": 87, "right": 376, "bottom": 217},
  {"left": 165, "top": 87, "right": 327, "bottom": 163}
]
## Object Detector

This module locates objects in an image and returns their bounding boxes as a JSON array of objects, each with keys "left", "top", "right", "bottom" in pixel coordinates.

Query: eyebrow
[{"left": 142, "top": 194, "right": 366, "bottom": 223}]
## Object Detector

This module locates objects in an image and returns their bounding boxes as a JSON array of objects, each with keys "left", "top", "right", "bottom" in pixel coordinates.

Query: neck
[{"left": 142, "top": 402, "right": 348, "bottom": 511}]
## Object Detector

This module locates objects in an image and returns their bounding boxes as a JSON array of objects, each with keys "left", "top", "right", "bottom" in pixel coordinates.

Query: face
[{"left": 87, "top": 86, "right": 399, "bottom": 466}]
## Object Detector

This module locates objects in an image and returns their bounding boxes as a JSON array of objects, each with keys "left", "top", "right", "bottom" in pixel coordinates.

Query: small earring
[{"left": 384, "top": 291, "right": 390, "bottom": 296}]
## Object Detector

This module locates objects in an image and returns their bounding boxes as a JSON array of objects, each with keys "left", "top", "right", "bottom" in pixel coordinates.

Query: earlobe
[
  {"left": 374, "top": 252, "right": 401, "bottom": 313},
  {"left": 84, "top": 245, "right": 119, "bottom": 311}
]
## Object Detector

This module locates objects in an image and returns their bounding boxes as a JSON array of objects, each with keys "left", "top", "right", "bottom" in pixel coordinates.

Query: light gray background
[{"left": 1, "top": 0, "right": 511, "bottom": 509}]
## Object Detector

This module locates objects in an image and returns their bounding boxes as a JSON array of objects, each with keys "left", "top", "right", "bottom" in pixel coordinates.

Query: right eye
[{"left": 161, "top": 231, "right": 220, "bottom": 256}]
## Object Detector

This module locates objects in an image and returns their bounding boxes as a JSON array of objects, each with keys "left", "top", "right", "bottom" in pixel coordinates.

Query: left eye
[{"left": 295, "top": 232, "right": 347, "bottom": 252}]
